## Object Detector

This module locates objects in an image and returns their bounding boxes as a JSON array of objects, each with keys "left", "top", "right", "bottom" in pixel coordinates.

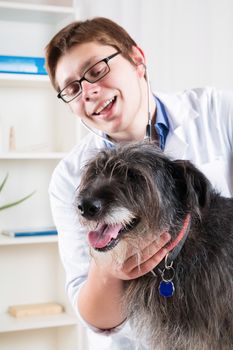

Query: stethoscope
[
  {"left": 81, "top": 63, "right": 152, "bottom": 147},
  {"left": 144, "top": 63, "right": 152, "bottom": 141}
]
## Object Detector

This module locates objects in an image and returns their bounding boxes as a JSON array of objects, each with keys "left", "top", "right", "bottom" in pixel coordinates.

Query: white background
[{"left": 75, "top": 0, "right": 233, "bottom": 92}]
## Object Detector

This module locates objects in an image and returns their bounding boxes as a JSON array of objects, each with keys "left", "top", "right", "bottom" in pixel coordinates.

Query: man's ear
[{"left": 130, "top": 46, "right": 146, "bottom": 77}]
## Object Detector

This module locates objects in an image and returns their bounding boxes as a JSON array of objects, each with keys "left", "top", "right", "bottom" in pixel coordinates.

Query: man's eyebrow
[
  {"left": 81, "top": 56, "right": 100, "bottom": 73},
  {"left": 62, "top": 56, "right": 101, "bottom": 88}
]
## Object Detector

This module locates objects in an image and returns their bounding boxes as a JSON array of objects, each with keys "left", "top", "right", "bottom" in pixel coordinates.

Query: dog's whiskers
[{"left": 105, "top": 207, "right": 135, "bottom": 226}]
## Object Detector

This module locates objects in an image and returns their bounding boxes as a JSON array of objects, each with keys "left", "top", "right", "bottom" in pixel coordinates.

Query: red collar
[{"left": 165, "top": 213, "right": 191, "bottom": 264}]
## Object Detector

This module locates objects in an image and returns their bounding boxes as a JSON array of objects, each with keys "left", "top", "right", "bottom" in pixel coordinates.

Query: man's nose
[{"left": 81, "top": 80, "right": 100, "bottom": 101}]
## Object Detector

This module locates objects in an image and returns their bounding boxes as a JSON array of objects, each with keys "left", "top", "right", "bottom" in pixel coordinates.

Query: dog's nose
[{"left": 78, "top": 198, "right": 102, "bottom": 218}]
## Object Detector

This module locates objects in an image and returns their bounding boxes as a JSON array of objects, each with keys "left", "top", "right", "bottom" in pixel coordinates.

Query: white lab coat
[
  {"left": 158, "top": 87, "right": 233, "bottom": 197},
  {"left": 49, "top": 87, "right": 233, "bottom": 350}
]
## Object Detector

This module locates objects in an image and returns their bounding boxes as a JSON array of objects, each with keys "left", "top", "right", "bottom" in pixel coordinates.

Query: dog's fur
[{"left": 77, "top": 142, "right": 233, "bottom": 350}]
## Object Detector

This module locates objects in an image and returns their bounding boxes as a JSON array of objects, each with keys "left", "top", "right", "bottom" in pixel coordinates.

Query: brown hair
[{"left": 45, "top": 17, "right": 138, "bottom": 91}]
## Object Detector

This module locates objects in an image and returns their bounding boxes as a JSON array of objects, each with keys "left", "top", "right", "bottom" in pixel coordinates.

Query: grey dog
[{"left": 77, "top": 142, "right": 233, "bottom": 350}]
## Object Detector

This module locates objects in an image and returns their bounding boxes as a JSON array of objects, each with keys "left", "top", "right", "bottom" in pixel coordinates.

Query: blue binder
[{"left": 0, "top": 55, "right": 48, "bottom": 75}]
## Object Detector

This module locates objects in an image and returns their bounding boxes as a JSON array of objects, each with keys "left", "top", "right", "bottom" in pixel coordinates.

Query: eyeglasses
[{"left": 57, "top": 51, "right": 121, "bottom": 103}]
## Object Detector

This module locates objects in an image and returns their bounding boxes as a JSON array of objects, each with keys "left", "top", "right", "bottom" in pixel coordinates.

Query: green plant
[{"left": 0, "top": 173, "right": 35, "bottom": 211}]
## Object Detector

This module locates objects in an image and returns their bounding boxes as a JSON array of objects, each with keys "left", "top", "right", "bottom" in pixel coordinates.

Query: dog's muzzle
[{"left": 77, "top": 197, "right": 139, "bottom": 252}]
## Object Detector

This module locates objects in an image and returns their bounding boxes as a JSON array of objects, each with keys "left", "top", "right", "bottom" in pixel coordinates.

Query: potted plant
[{"left": 0, "top": 173, "right": 35, "bottom": 211}]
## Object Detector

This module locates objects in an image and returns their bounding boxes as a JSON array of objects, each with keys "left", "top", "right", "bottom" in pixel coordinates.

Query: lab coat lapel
[
  {"left": 155, "top": 91, "right": 199, "bottom": 159},
  {"left": 164, "top": 127, "right": 188, "bottom": 159}
]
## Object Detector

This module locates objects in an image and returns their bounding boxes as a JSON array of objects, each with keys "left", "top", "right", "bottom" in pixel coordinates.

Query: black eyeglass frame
[{"left": 57, "top": 51, "right": 121, "bottom": 103}]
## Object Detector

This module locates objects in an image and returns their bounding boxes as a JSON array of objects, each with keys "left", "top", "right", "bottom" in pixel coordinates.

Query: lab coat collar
[
  {"left": 155, "top": 91, "right": 199, "bottom": 159},
  {"left": 155, "top": 91, "right": 199, "bottom": 129}
]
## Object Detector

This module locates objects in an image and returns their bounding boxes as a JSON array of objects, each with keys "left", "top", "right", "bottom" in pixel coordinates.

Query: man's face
[{"left": 55, "top": 42, "right": 147, "bottom": 142}]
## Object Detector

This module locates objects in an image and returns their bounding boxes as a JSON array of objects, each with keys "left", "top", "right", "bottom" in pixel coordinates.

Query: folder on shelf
[
  {"left": 0, "top": 55, "right": 48, "bottom": 75},
  {"left": 1, "top": 227, "right": 58, "bottom": 237}
]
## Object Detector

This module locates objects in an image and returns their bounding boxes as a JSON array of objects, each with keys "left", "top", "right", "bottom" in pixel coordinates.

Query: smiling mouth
[
  {"left": 88, "top": 217, "right": 140, "bottom": 252},
  {"left": 93, "top": 96, "right": 116, "bottom": 116}
]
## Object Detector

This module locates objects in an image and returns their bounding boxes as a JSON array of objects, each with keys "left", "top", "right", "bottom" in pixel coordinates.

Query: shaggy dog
[{"left": 76, "top": 142, "right": 233, "bottom": 350}]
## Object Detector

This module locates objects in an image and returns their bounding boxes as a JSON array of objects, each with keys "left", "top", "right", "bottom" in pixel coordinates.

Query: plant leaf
[
  {"left": 0, "top": 190, "right": 36, "bottom": 211},
  {"left": 0, "top": 173, "right": 9, "bottom": 193}
]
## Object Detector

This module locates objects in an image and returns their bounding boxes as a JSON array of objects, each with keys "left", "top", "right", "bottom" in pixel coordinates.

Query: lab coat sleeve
[{"left": 49, "top": 157, "right": 90, "bottom": 307}]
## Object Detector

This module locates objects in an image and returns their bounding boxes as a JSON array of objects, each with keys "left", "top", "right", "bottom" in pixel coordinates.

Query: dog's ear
[{"left": 171, "top": 159, "right": 212, "bottom": 212}]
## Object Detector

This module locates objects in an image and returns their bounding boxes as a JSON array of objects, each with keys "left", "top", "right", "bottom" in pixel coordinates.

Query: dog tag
[
  {"left": 159, "top": 256, "right": 175, "bottom": 297},
  {"left": 159, "top": 280, "right": 175, "bottom": 297}
]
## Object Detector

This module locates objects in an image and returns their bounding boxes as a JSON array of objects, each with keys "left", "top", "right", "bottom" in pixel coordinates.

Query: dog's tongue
[{"left": 88, "top": 223, "right": 122, "bottom": 249}]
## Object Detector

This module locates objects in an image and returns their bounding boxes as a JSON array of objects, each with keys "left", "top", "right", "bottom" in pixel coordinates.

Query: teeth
[{"left": 95, "top": 97, "right": 115, "bottom": 114}]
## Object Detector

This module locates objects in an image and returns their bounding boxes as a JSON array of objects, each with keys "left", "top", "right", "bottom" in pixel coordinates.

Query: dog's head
[{"left": 76, "top": 142, "right": 212, "bottom": 252}]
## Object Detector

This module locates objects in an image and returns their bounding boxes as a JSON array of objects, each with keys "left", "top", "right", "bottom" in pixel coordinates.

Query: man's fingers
[
  {"left": 122, "top": 232, "right": 171, "bottom": 275},
  {"left": 128, "top": 247, "right": 168, "bottom": 279}
]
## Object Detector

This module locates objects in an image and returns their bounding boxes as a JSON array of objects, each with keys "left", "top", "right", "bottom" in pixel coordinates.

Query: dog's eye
[{"left": 127, "top": 169, "right": 137, "bottom": 180}]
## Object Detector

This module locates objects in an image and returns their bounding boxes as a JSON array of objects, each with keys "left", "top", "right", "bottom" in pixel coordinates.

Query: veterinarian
[{"left": 45, "top": 17, "right": 233, "bottom": 350}]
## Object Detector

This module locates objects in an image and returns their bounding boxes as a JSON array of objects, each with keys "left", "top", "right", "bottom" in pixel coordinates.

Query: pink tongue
[{"left": 88, "top": 223, "right": 123, "bottom": 249}]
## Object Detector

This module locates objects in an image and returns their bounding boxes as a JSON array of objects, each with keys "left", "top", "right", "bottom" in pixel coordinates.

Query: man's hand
[
  {"left": 78, "top": 231, "right": 171, "bottom": 329},
  {"left": 105, "top": 231, "right": 171, "bottom": 280}
]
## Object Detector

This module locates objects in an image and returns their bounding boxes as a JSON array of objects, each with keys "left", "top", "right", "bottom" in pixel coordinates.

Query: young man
[{"left": 45, "top": 17, "right": 233, "bottom": 350}]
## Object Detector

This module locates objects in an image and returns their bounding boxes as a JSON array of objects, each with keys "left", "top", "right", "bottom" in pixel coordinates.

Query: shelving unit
[
  {"left": 0, "top": 236, "right": 86, "bottom": 350},
  {"left": 0, "top": 72, "right": 80, "bottom": 155},
  {"left": 0, "top": 235, "right": 78, "bottom": 335},
  {"left": 0, "top": 1, "right": 88, "bottom": 350},
  {"left": 0, "top": 312, "right": 78, "bottom": 333}
]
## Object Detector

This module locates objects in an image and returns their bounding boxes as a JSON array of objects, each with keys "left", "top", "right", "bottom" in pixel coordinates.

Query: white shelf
[
  {"left": 0, "top": 73, "right": 50, "bottom": 87},
  {"left": 0, "top": 234, "right": 58, "bottom": 246},
  {"left": 0, "top": 312, "right": 78, "bottom": 333},
  {"left": 0, "top": 73, "right": 49, "bottom": 82},
  {"left": 0, "top": 152, "right": 66, "bottom": 160},
  {"left": 0, "top": 1, "right": 74, "bottom": 23}
]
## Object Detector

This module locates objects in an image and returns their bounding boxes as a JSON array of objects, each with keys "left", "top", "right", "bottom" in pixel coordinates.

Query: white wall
[{"left": 75, "top": 0, "right": 233, "bottom": 92}]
